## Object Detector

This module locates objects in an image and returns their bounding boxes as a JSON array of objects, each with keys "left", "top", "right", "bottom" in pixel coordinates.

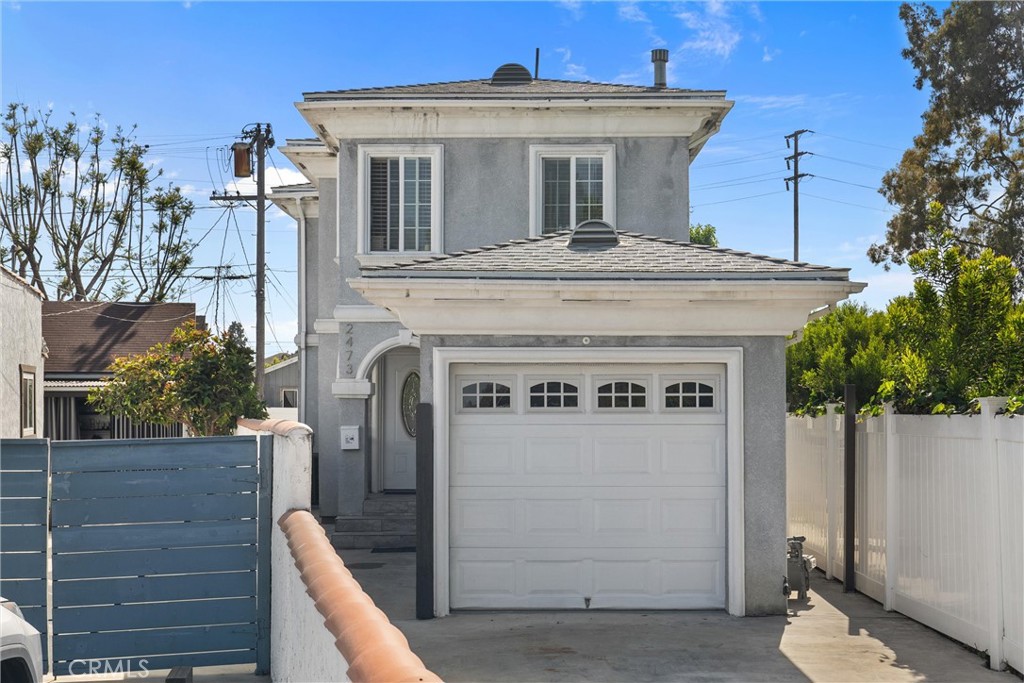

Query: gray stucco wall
[
  {"left": 0, "top": 269, "right": 45, "bottom": 438},
  {"left": 264, "top": 360, "right": 299, "bottom": 407},
  {"left": 418, "top": 334, "right": 788, "bottom": 617},
  {"left": 334, "top": 137, "right": 691, "bottom": 305}
]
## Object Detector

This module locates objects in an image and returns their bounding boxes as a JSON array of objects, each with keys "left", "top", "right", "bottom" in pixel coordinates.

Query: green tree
[
  {"left": 89, "top": 321, "right": 268, "bottom": 436},
  {"left": 689, "top": 223, "right": 719, "bottom": 247},
  {"left": 871, "top": 2, "right": 1024, "bottom": 288},
  {"left": 786, "top": 302, "right": 889, "bottom": 413},
  {"left": 0, "top": 103, "right": 195, "bottom": 301},
  {"left": 879, "top": 233, "right": 1023, "bottom": 413}
]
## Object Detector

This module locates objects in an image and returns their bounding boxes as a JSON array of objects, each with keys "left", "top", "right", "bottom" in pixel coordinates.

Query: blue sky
[{"left": 2, "top": 1, "right": 935, "bottom": 352}]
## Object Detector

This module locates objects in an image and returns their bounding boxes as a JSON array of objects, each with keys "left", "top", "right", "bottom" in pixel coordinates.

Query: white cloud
[
  {"left": 558, "top": 0, "right": 583, "bottom": 21},
  {"left": 735, "top": 94, "right": 808, "bottom": 111},
  {"left": 676, "top": 2, "right": 742, "bottom": 59},
  {"left": 617, "top": 2, "right": 667, "bottom": 48},
  {"left": 268, "top": 166, "right": 308, "bottom": 189},
  {"left": 762, "top": 47, "right": 781, "bottom": 62},
  {"left": 554, "top": 47, "right": 591, "bottom": 81},
  {"left": 618, "top": 2, "right": 647, "bottom": 23}
]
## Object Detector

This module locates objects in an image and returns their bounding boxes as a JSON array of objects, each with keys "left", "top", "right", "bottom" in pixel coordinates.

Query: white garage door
[{"left": 449, "top": 363, "right": 727, "bottom": 610}]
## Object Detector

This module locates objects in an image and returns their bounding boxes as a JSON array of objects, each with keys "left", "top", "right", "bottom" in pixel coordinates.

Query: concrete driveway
[{"left": 346, "top": 549, "right": 1018, "bottom": 682}]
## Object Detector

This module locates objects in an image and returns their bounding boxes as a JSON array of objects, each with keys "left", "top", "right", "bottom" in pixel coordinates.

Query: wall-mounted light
[{"left": 232, "top": 141, "right": 252, "bottom": 178}]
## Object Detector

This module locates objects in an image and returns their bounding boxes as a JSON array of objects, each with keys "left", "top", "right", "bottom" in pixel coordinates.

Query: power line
[
  {"left": 813, "top": 175, "right": 879, "bottom": 191},
  {"left": 691, "top": 190, "right": 786, "bottom": 208},
  {"left": 802, "top": 192, "right": 896, "bottom": 214},
  {"left": 815, "top": 132, "right": 905, "bottom": 152},
  {"left": 693, "top": 177, "right": 783, "bottom": 191},
  {"left": 692, "top": 149, "right": 787, "bottom": 169},
  {"left": 811, "top": 153, "right": 889, "bottom": 172}
]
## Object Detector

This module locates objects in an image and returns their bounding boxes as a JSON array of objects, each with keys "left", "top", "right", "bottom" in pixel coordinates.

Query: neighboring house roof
[
  {"left": 41, "top": 302, "right": 196, "bottom": 375},
  {"left": 303, "top": 78, "right": 726, "bottom": 101},
  {"left": 265, "top": 356, "right": 298, "bottom": 374},
  {"left": 360, "top": 231, "right": 850, "bottom": 281}
]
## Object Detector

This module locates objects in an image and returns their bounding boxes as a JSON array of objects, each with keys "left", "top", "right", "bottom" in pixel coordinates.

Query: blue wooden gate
[
  {"left": 47, "top": 436, "right": 271, "bottom": 676},
  {"left": 0, "top": 439, "right": 50, "bottom": 672}
]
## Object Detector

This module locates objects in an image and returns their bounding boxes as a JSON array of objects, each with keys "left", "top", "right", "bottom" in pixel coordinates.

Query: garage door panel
[
  {"left": 523, "top": 437, "right": 584, "bottom": 474},
  {"left": 452, "top": 548, "right": 726, "bottom": 610},
  {"left": 593, "top": 437, "right": 654, "bottom": 475},
  {"left": 452, "top": 424, "right": 724, "bottom": 488},
  {"left": 453, "top": 436, "right": 518, "bottom": 475},
  {"left": 452, "top": 487, "right": 725, "bottom": 548}
]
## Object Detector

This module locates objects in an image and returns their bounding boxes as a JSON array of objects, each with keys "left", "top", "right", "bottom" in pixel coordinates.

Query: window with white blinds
[{"left": 359, "top": 145, "right": 442, "bottom": 255}]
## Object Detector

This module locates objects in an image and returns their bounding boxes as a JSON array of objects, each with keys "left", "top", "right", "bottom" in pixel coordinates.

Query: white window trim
[
  {"left": 20, "top": 365, "right": 36, "bottom": 437},
  {"left": 433, "top": 346, "right": 746, "bottom": 618},
  {"left": 281, "top": 387, "right": 299, "bottom": 408},
  {"left": 356, "top": 144, "right": 444, "bottom": 256},
  {"left": 528, "top": 144, "right": 616, "bottom": 237},
  {"left": 662, "top": 375, "right": 721, "bottom": 413}
]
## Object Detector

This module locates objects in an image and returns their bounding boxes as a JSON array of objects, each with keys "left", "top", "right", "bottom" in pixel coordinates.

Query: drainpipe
[{"left": 296, "top": 197, "right": 308, "bottom": 425}]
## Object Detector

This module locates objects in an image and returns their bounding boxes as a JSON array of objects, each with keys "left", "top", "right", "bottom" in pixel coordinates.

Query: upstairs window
[
  {"left": 358, "top": 145, "right": 443, "bottom": 255},
  {"left": 530, "top": 145, "right": 615, "bottom": 236}
]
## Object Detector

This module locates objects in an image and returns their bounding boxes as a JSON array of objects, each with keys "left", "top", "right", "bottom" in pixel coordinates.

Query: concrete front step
[
  {"left": 334, "top": 515, "right": 416, "bottom": 534},
  {"left": 363, "top": 495, "right": 416, "bottom": 516},
  {"left": 331, "top": 531, "right": 417, "bottom": 550}
]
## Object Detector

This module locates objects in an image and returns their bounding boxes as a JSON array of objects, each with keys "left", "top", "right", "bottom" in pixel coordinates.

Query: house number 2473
[{"left": 342, "top": 323, "right": 355, "bottom": 375}]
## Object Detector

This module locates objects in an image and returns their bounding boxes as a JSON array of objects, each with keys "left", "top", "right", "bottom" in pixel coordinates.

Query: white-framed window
[
  {"left": 594, "top": 378, "right": 649, "bottom": 410},
  {"left": 529, "top": 144, "right": 616, "bottom": 236},
  {"left": 356, "top": 144, "right": 443, "bottom": 256},
  {"left": 281, "top": 388, "right": 298, "bottom": 408},
  {"left": 664, "top": 379, "right": 717, "bottom": 410},
  {"left": 526, "top": 378, "right": 582, "bottom": 411},
  {"left": 458, "top": 378, "right": 515, "bottom": 412},
  {"left": 20, "top": 364, "right": 36, "bottom": 437}
]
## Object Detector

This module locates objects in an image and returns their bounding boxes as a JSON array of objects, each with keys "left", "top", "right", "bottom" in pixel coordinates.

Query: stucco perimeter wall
[
  {"left": 419, "top": 334, "right": 788, "bottom": 616},
  {"left": 0, "top": 269, "right": 44, "bottom": 438}
]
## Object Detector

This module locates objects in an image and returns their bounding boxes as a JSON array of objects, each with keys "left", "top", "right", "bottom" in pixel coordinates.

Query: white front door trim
[{"left": 432, "top": 346, "right": 745, "bottom": 617}]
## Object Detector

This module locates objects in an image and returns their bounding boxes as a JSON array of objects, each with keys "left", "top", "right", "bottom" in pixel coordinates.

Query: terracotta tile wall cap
[
  {"left": 278, "top": 509, "right": 443, "bottom": 683},
  {"left": 237, "top": 417, "right": 313, "bottom": 437}
]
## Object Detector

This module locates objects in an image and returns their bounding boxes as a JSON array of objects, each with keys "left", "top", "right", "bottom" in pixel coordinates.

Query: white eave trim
[
  {"left": 298, "top": 100, "right": 733, "bottom": 141},
  {"left": 348, "top": 277, "right": 866, "bottom": 337}
]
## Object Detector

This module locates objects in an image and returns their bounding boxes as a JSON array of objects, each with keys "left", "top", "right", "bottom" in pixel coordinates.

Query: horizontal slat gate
[
  {"left": 49, "top": 437, "right": 264, "bottom": 676},
  {"left": 0, "top": 439, "right": 50, "bottom": 673}
]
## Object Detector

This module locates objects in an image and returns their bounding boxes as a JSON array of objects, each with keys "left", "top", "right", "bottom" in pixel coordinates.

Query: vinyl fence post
[
  {"left": 978, "top": 397, "right": 1007, "bottom": 671},
  {"left": 883, "top": 402, "right": 897, "bottom": 612},
  {"left": 843, "top": 384, "right": 856, "bottom": 593},
  {"left": 824, "top": 403, "right": 840, "bottom": 581}
]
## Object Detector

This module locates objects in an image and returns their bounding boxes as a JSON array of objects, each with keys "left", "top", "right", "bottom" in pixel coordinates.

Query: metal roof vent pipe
[{"left": 651, "top": 49, "right": 669, "bottom": 89}]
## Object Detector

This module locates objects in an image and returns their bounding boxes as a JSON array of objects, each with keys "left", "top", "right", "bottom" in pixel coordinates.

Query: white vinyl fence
[{"left": 787, "top": 399, "right": 1024, "bottom": 672}]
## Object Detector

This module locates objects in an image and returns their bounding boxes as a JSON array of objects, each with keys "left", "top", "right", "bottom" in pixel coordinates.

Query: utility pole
[
  {"left": 211, "top": 123, "right": 275, "bottom": 395},
  {"left": 784, "top": 129, "right": 813, "bottom": 262}
]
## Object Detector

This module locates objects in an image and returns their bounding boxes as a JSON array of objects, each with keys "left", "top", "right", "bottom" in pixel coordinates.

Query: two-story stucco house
[{"left": 272, "top": 52, "right": 864, "bottom": 618}]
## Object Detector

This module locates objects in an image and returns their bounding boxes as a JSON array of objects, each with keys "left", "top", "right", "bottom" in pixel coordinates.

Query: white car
[{"left": 0, "top": 597, "right": 43, "bottom": 683}]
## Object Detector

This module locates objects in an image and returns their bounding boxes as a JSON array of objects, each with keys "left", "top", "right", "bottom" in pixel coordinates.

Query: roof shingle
[
  {"left": 362, "top": 231, "right": 850, "bottom": 280},
  {"left": 304, "top": 78, "right": 725, "bottom": 101},
  {"left": 41, "top": 302, "right": 196, "bottom": 374}
]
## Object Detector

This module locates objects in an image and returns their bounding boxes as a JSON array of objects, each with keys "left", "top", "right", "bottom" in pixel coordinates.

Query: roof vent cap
[
  {"left": 491, "top": 63, "right": 533, "bottom": 86},
  {"left": 569, "top": 220, "right": 619, "bottom": 248}
]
